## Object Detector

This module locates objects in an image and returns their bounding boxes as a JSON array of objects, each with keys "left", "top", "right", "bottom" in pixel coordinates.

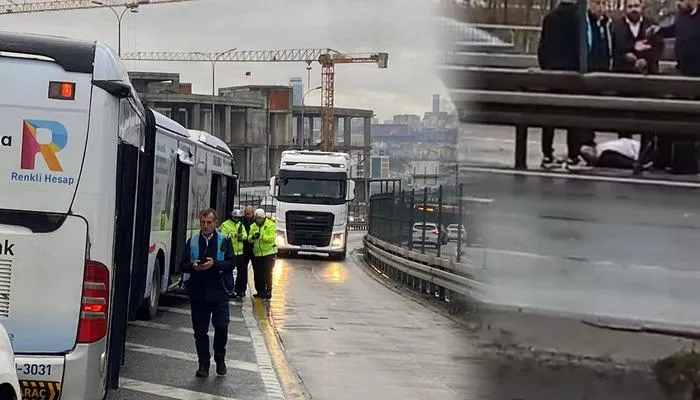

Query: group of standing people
[
  {"left": 537, "top": 0, "right": 700, "bottom": 172},
  {"left": 180, "top": 206, "right": 277, "bottom": 378}
]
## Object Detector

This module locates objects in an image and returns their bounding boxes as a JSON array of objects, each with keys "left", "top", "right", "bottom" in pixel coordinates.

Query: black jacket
[
  {"left": 241, "top": 218, "right": 254, "bottom": 257},
  {"left": 611, "top": 18, "right": 663, "bottom": 73},
  {"left": 659, "top": 9, "right": 700, "bottom": 76},
  {"left": 538, "top": 2, "right": 581, "bottom": 71},
  {"left": 538, "top": 4, "right": 612, "bottom": 72},
  {"left": 588, "top": 13, "right": 613, "bottom": 72},
  {"left": 181, "top": 231, "right": 234, "bottom": 303}
]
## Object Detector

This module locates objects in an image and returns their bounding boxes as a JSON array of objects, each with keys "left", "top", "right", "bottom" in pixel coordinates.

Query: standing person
[
  {"left": 181, "top": 208, "right": 234, "bottom": 378},
  {"left": 579, "top": 0, "right": 614, "bottom": 151},
  {"left": 219, "top": 209, "right": 248, "bottom": 300},
  {"left": 537, "top": 0, "right": 585, "bottom": 169},
  {"left": 248, "top": 208, "right": 277, "bottom": 300},
  {"left": 649, "top": 0, "right": 700, "bottom": 172},
  {"left": 652, "top": 0, "right": 700, "bottom": 77},
  {"left": 587, "top": 0, "right": 614, "bottom": 73},
  {"left": 234, "top": 205, "right": 255, "bottom": 298},
  {"left": 611, "top": 0, "right": 664, "bottom": 74}
]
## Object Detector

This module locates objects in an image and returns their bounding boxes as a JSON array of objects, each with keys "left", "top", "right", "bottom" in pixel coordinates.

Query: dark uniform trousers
[
  {"left": 191, "top": 300, "right": 229, "bottom": 362},
  {"left": 252, "top": 254, "right": 275, "bottom": 297}
]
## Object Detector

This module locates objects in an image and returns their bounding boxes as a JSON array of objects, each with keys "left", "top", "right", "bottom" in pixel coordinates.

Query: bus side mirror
[
  {"left": 347, "top": 180, "right": 356, "bottom": 201},
  {"left": 269, "top": 176, "right": 278, "bottom": 197}
]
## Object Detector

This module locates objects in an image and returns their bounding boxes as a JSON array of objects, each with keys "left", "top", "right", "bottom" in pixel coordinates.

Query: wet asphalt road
[
  {"left": 270, "top": 233, "right": 480, "bottom": 400},
  {"left": 456, "top": 170, "right": 700, "bottom": 326},
  {"left": 270, "top": 233, "right": 669, "bottom": 400},
  {"left": 106, "top": 293, "right": 280, "bottom": 400}
]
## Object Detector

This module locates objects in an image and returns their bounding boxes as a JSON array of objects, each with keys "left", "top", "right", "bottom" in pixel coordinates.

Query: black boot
[
  {"left": 195, "top": 362, "right": 210, "bottom": 378},
  {"left": 214, "top": 353, "right": 227, "bottom": 376}
]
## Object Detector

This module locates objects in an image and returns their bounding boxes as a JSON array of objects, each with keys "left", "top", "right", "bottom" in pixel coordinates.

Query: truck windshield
[{"left": 278, "top": 178, "right": 345, "bottom": 204}]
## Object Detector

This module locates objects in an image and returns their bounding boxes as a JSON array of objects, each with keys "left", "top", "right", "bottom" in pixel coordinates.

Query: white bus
[{"left": 0, "top": 31, "right": 236, "bottom": 399}]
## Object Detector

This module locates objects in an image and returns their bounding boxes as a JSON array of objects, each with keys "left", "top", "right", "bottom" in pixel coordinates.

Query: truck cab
[{"left": 269, "top": 151, "right": 355, "bottom": 260}]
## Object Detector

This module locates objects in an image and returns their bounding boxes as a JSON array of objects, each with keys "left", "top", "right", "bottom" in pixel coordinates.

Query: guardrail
[
  {"left": 438, "top": 65, "right": 700, "bottom": 170},
  {"left": 443, "top": 51, "right": 677, "bottom": 72},
  {"left": 363, "top": 234, "right": 483, "bottom": 313}
]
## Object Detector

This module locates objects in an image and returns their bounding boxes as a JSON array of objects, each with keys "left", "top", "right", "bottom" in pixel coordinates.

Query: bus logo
[{"left": 21, "top": 120, "right": 68, "bottom": 172}]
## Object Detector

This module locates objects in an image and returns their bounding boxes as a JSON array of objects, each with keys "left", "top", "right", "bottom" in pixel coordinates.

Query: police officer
[
  {"left": 219, "top": 209, "right": 248, "bottom": 300},
  {"left": 181, "top": 208, "right": 234, "bottom": 377},
  {"left": 248, "top": 208, "right": 277, "bottom": 299},
  {"left": 235, "top": 205, "right": 255, "bottom": 298}
]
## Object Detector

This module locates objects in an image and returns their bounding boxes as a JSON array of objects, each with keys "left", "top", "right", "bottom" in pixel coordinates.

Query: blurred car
[
  {"left": 435, "top": 16, "right": 520, "bottom": 54},
  {"left": 0, "top": 323, "right": 20, "bottom": 400},
  {"left": 348, "top": 213, "right": 365, "bottom": 223},
  {"left": 446, "top": 224, "right": 467, "bottom": 243},
  {"left": 410, "top": 222, "right": 449, "bottom": 248}
]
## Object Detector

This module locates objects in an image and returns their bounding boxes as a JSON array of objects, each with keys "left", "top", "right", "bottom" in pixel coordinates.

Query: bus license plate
[
  {"left": 15, "top": 356, "right": 64, "bottom": 384},
  {"left": 300, "top": 245, "right": 316, "bottom": 250}
]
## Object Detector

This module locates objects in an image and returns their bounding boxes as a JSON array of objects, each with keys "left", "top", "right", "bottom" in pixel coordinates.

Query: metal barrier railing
[
  {"left": 363, "top": 234, "right": 483, "bottom": 313},
  {"left": 368, "top": 184, "right": 467, "bottom": 262}
]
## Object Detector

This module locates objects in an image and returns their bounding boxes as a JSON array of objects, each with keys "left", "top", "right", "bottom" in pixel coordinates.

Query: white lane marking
[
  {"left": 125, "top": 342, "right": 259, "bottom": 373},
  {"left": 241, "top": 298, "right": 286, "bottom": 400},
  {"left": 159, "top": 306, "right": 245, "bottom": 322},
  {"left": 119, "top": 378, "right": 240, "bottom": 400},
  {"left": 463, "top": 195, "right": 494, "bottom": 204},
  {"left": 460, "top": 166, "right": 700, "bottom": 188},
  {"left": 469, "top": 246, "right": 700, "bottom": 276},
  {"left": 129, "top": 320, "right": 252, "bottom": 343}
]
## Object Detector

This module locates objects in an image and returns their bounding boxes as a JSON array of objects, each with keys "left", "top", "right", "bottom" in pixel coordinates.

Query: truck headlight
[
  {"left": 276, "top": 231, "right": 286, "bottom": 247},
  {"left": 331, "top": 233, "right": 344, "bottom": 249}
]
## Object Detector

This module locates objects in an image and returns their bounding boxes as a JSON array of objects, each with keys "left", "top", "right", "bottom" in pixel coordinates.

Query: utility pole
[
  {"left": 92, "top": 0, "right": 149, "bottom": 57},
  {"left": 193, "top": 48, "right": 237, "bottom": 134}
]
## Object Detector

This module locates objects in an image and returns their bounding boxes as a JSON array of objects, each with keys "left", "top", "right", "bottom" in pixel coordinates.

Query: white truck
[{"left": 269, "top": 150, "right": 356, "bottom": 260}]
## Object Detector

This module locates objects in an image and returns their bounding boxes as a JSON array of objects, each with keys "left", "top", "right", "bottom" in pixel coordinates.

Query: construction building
[{"left": 129, "top": 71, "right": 373, "bottom": 187}]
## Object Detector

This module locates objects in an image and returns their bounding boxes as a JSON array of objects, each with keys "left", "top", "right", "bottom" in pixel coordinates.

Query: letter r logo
[{"left": 21, "top": 120, "right": 68, "bottom": 172}]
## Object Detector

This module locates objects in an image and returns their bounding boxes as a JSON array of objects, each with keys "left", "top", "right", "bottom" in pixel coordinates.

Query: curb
[{"left": 247, "top": 271, "right": 308, "bottom": 400}]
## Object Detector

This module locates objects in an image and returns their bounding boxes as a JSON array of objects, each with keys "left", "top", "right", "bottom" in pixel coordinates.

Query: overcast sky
[{"left": 1, "top": 0, "right": 452, "bottom": 121}]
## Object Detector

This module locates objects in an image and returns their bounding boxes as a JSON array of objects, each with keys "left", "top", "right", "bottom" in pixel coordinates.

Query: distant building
[
  {"left": 392, "top": 114, "right": 422, "bottom": 130},
  {"left": 370, "top": 156, "right": 390, "bottom": 179},
  {"left": 432, "top": 94, "right": 440, "bottom": 115},
  {"left": 412, "top": 160, "right": 440, "bottom": 187},
  {"left": 289, "top": 77, "right": 303, "bottom": 106}
]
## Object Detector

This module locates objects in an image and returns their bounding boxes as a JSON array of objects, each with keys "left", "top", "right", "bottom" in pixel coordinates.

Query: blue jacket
[{"left": 181, "top": 231, "right": 235, "bottom": 303}]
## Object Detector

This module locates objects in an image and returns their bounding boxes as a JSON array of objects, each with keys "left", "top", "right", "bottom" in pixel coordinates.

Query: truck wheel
[{"left": 139, "top": 260, "right": 161, "bottom": 321}]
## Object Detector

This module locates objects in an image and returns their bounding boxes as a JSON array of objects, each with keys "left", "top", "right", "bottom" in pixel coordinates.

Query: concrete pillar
[
  {"left": 296, "top": 116, "right": 303, "bottom": 147},
  {"left": 307, "top": 116, "right": 314, "bottom": 147},
  {"left": 334, "top": 116, "right": 341, "bottom": 148},
  {"left": 224, "top": 106, "right": 232, "bottom": 143},
  {"left": 170, "top": 107, "right": 180, "bottom": 125},
  {"left": 344, "top": 116, "right": 352, "bottom": 150},
  {"left": 363, "top": 116, "right": 371, "bottom": 180},
  {"left": 192, "top": 104, "right": 201, "bottom": 131}
]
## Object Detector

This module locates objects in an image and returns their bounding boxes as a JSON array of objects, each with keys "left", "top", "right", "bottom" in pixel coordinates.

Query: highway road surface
[
  {"left": 453, "top": 170, "right": 700, "bottom": 328},
  {"left": 104, "top": 230, "right": 674, "bottom": 400}
]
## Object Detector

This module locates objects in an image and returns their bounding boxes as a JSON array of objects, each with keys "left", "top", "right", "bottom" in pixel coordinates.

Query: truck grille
[
  {"left": 0, "top": 259, "right": 11, "bottom": 317},
  {"left": 286, "top": 211, "right": 335, "bottom": 247}
]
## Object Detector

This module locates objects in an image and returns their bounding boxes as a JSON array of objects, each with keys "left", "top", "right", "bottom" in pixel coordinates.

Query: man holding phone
[{"left": 181, "top": 208, "right": 235, "bottom": 378}]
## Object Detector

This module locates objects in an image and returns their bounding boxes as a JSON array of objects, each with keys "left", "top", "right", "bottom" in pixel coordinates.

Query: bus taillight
[{"left": 77, "top": 261, "right": 110, "bottom": 344}]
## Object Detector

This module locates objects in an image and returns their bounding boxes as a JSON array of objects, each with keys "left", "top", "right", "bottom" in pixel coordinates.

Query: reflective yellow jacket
[{"left": 247, "top": 218, "right": 277, "bottom": 257}]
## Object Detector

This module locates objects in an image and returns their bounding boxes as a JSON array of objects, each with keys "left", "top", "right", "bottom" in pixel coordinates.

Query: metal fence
[{"left": 368, "top": 184, "right": 466, "bottom": 262}]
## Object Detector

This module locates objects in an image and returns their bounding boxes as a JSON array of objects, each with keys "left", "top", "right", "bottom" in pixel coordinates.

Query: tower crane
[
  {"left": 122, "top": 49, "right": 389, "bottom": 151},
  {"left": 1, "top": 0, "right": 196, "bottom": 15}
]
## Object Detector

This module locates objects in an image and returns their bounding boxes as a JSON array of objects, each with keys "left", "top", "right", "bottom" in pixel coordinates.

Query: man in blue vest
[{"left": 180, "top": 208, "right": 235, "bottom": 378}]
